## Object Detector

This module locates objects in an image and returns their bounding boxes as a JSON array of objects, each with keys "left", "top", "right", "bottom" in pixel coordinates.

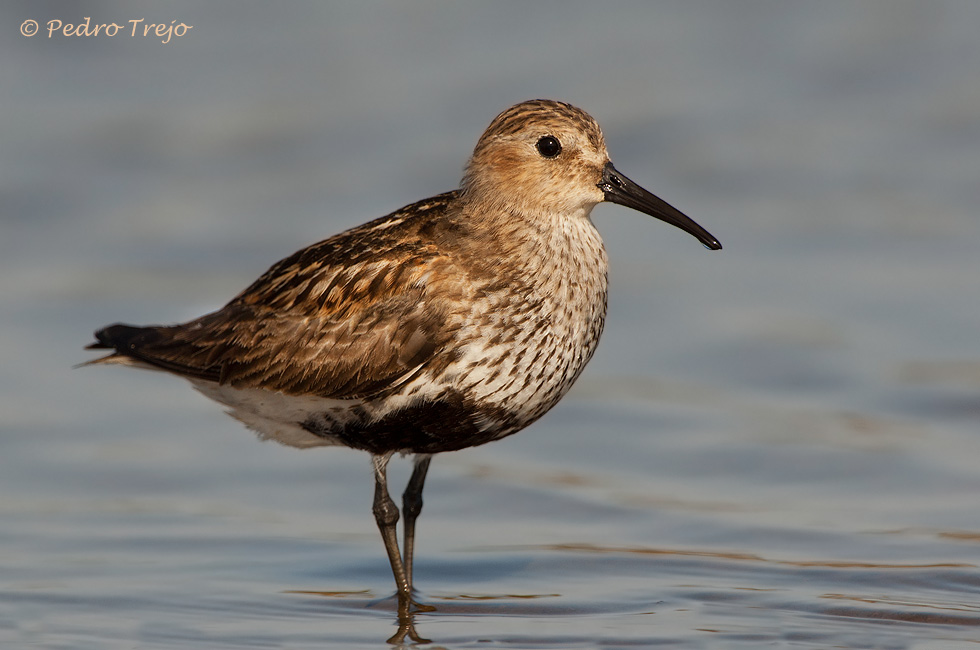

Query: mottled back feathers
[{"left": 92, "top": 193, "right": 468, "bottom": 400}]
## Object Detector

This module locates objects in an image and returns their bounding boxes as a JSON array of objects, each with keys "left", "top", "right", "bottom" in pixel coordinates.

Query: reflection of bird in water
[{"left": 85, "top": 99, "right": 721, "bottom": 631}]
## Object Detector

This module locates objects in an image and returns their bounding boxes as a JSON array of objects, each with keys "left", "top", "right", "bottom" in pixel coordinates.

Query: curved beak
[{"left": 598, "top": 162, "right": 721, "bottom": 250}]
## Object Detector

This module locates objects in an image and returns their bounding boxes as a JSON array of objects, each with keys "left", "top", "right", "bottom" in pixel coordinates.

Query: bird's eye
[{"left": 535, "top": 135, "right": 562, "bottom": 158}]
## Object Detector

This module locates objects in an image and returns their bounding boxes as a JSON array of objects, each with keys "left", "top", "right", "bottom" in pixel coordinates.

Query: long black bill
[{"left": 598, "top": 162, "right": 721, "bottom": 250}]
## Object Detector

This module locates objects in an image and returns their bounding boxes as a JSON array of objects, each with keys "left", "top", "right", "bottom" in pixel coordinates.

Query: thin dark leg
[
  {"left": 371, "top": 453, "right": 410, "bottom": 607},
  {"left": 388, "top": 614, "right": 430, "bottom": 646},
  {"left": 401, "top": 454, "right": 432, "bottom": 589}
]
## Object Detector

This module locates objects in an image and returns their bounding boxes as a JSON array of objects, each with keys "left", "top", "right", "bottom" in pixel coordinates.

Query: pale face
[
  {"left": 462, "top": 100, "right": 611, "bottom": 218},
  {"left": 462, "top": 100, "right": 722, "bottom": 250}
]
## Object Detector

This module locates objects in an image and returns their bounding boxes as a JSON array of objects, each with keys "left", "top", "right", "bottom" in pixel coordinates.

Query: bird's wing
[{"left": 89, "top": 193, "right": 467, "bottom": 400}]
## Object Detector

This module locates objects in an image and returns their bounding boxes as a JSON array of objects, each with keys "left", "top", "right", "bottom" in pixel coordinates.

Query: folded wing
[{"left": 88, "top": 195, "right": 466, "bottom": 400}]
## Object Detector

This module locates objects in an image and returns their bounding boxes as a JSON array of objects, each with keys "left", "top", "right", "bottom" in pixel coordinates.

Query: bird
[{"left": 85, "top": 99, "right": 721, "bottom": 614}]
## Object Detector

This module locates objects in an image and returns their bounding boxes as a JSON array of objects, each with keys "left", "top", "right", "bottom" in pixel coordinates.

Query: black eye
[{"left": 536, "top": 135, "right": 562, "bottom": 158}]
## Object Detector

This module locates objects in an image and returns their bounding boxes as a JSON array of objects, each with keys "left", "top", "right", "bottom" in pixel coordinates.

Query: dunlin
[{"left": 86, "top": 99, "right": 721, "bottom": 612}]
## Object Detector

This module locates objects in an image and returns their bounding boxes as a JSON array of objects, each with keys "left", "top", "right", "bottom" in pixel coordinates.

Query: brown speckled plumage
[{"left": 86, "top": 99, "right": 720, "bottom": 617}]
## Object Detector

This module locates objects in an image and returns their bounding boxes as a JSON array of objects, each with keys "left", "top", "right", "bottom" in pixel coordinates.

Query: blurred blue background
[{"left": 3, "top": 2, "right": 979, "bottom": 648}]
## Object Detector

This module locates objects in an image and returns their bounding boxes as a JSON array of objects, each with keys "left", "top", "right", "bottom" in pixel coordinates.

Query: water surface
[{"left": 3, "top": 2, "right": 980, "bottom": 647}]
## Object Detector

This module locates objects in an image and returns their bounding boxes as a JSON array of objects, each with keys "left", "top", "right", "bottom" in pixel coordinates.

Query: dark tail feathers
[{"left": 86, "top": 324, "right": 155, "bottom": 351}]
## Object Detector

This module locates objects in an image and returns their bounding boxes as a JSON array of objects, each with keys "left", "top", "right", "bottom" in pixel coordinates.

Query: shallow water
[{"left": 3, "top": 2, "right": 980, "bottom": 648}]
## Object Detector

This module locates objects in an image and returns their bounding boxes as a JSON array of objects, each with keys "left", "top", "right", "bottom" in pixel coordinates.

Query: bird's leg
[
  {"left": 387, "top": 613, "right": 430, "bottom": 646},
  {"left": 371, "top": 453, "right": 411, "bottom": 607},
  {"left": 401, "top": 454, "right": 431, "bottom": 590}
]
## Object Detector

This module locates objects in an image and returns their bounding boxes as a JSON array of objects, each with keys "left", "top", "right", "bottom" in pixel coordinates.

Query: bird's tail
[{"left": 80, "top": 324, "right": 163, "bottom": 369}]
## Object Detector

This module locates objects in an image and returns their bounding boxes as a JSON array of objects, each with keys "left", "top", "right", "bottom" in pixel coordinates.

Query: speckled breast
[{"left": 302, "top": 212, "right": 610, "bottom": 455}]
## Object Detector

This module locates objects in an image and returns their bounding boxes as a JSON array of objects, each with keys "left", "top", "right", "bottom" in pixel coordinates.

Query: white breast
[{"left": 434, "top": 210, "right": 609, "bottom": 432}]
